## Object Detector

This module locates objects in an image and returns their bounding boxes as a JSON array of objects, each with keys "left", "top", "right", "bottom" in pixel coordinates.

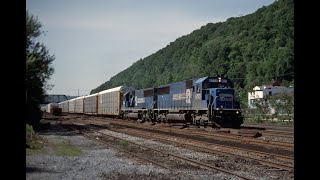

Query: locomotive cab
[
  {"left": 210, "top": 88, "right": 243, "bottom": 128},
  {"left": 196, "top": 76, "right": 243, "bottom": 128}
]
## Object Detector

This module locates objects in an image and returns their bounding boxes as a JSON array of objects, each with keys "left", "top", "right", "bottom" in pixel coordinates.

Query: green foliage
[
  {"left": 246, "top": 93, "right": 294, "bottom": 122},
  {"left": 55, "top": 144, "right": 82, "bottom": 157},
  {"left": 26, "top": 11, "right": 55, "bottom": 127},
  {"left": 119, "top": 140, "right": 129, "bottom": 148},
  {"left": 269, "top": 93, "right": 294, "bottom": 121},
  {"left": 251, "top": 97, "right": 271, "bottom": 121},
  {"left": 26, "top": 124, "right": 35, "bottom": 142},
  {"left": 91, "top": 0, "right": 294, "bottom": 107},
  {"left": 26, "top": 124, "right": 44, "bottom": 150}
]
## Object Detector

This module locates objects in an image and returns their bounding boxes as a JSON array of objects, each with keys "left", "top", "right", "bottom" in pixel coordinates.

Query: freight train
[{"left": 58, "top": 76, "right": 243, "bottom": 128}]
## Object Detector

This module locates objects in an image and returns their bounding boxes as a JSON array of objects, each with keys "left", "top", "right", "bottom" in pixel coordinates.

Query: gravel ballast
[
  {"left": 26, "top": 125, "right": 236, "bottom": 179},
  {"left": 27, "top": 116, "right": 294, "bottom": 180}
]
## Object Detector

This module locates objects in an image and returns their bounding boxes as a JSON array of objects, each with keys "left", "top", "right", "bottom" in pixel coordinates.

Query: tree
[
  {"left": 90, "top": 0, "right": 294, "bottom": 109},
  {"left": 269, "top": 93, "right": 294, "bottom": 121},
  {"left": 252, "top": 96, "right": 271, "bottom": 121},
  {"left": 26, "top": 11, "right": 55, "bottom": 128}
]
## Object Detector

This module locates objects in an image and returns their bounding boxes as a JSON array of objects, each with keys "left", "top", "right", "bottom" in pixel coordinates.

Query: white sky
[{"left": 26, "top": 0, "right": 275, "bottom": 96}]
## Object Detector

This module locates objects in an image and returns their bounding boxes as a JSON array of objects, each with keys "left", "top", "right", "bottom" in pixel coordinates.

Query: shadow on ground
[
  {"left": 36, "top": 122, "right": 80, "bottom": 136},
  {"left": 26, "top": 166, "right": 59, "bottom": 174},
  {"left": 36, "top": 121, "right": 109, "bottom": 137}
]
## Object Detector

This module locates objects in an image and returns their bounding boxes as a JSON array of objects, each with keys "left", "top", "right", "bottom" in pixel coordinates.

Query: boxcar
[
  {"left": 84, "top": 93, "right": 98, "bottom": 114},
  {"left": 68, "top": 98, "right": 76, "bottom": 113},
  {"left": 98, "top": 86, "right": 134, "bottom": 116},
  {"left": 75, "top": 96, "right": 85, "bottom": 114},
  {"left": 59, "top": 100, "right": 69, "bottom": 113},
  {"left": 62, "top": 100, "right": 69, "bottom": 113}
]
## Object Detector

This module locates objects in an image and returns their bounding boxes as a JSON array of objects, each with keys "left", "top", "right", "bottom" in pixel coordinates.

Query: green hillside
[{"left": 91, "top": 0, "right": 293, "bottom": 107}]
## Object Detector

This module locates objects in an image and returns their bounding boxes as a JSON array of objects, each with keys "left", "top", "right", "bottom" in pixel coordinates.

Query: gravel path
[{"left": 26, "top": 126, "right": 175, "bottom": 180}]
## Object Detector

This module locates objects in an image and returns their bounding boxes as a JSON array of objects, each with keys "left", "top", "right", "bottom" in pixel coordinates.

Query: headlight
[{"left": 236, "top": 111, "right": 239, "bottom": 114}]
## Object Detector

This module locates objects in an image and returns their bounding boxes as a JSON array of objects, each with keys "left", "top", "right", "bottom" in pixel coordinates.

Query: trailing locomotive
[{"left": 58, "top": 76, "right": 243, "bottom": 128}]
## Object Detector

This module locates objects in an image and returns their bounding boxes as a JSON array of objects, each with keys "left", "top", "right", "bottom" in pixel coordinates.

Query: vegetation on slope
[{"left": 91, "top": 0, "right": 293, "bottom": 107}]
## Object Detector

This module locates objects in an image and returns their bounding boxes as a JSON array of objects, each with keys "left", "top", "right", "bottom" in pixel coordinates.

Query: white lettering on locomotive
[
  {"left": 136, "top": 97, "right": 145, "bottom": 103},
  {"left": 172, "top": 93, "right": 186, "bottom": 100},
  {"left": 218, "top": 93, "right": 233, "bottom": 101}
]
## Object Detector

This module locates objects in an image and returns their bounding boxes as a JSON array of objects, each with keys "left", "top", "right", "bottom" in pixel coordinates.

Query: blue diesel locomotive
[{"left": 121, "top": 76, "right": 243, "bottom": 128}]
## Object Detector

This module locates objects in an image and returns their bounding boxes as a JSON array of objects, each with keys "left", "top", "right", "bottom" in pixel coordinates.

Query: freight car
[
  {"left": 97, "top": 86, "right": 134, "bottom": 116},
  {"left": 58, "top": 76, "right": 243, "bottom": 128}
]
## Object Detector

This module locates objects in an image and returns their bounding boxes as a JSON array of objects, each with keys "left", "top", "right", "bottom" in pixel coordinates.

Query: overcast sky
[{"left": 26, "top": 0, "right": 275, "bottom": 96}]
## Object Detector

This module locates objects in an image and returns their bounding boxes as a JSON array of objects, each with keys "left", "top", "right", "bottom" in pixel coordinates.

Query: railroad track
[
  {"left": 258, "top": 131, "right": 293, "bottom": 138},
  {"left": 70, "top": 117, "right": 293, "bottom": 155},
  {"left": 243, "top": 123, "right": 293, "bottom": 128},
  {"left": 219, "top": 128, "right": 294, "bottom": 138},
  {"left": 63, "top": 123, "right": 254, "bottom": 180},
  {"left": 160, "top": 126, "right": 294, "bottom": 149},
  {"left": 66, "top": 116, "right": 294, "bottom": 158},
  {"left": 64, "top": 119, "right": 293, "bottom": 170},
  {"left": 83, "top": 118, "right": 294, "bottom": 150},
  {"left": 264, "top": 129, "right": 294, "bottom": 135},
  {"left": 104, "top": 124, "right": 293, "bottom": 171},
  {"left": 101, "top": 120, "right": 294, "bottom": 150},
  {"left": 241, "top": 123, "right": 293, "bottom": 132}
]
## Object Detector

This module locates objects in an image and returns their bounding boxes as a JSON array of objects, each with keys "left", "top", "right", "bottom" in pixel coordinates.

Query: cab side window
[{"left": 196, "top": 85, "right": 200, "bottom": 93}]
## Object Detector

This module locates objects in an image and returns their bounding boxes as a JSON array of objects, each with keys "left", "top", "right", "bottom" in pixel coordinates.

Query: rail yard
[{"left": 27, "top": 113, "right": 294, "bottom": 180}]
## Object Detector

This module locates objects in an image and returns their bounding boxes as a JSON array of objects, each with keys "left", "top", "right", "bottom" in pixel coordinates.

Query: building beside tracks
[{"left": 247, "top": 80, "right": 294, "bottom": 113}]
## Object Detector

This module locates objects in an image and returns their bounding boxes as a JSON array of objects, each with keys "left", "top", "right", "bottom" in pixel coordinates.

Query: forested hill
[{"left": 91, "top": 0, "right": 293, "bottom": 106}]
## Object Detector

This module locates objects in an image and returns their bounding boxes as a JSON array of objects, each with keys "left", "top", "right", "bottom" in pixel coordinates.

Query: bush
[
  {"left": 26, "top": 124, "right": 43, "bottom": 149},
  {"left": 119, "top": 140, "right": 129, "bottom": 148},
  {"left": 26, "top": 124, "right": 35, "bottom": 143}
]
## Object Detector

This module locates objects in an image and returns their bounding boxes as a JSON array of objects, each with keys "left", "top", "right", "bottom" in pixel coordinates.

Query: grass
[
  {"left": 26, "top": 124, "right": 46, "bottom": 155},
  {"left": 26, "top": 119, "right": 51, "bottom": 144},
  {"left": 55, "top": 144, "right": 82, "bottom": 157},
  {"left": 26, "top": 145, "right": 44, "bottom": 155},
  {"left": 118, "top": 140, "right": 129, "bottom": 149},
  {"left": 26, "top": 123, "right": 82, "bottom": 157},
  {"left": 26, "top": 124, "right": 35, "bottom": 142},
  {"left": 26, "top": 124, "right": 44, "bottom": 149}
]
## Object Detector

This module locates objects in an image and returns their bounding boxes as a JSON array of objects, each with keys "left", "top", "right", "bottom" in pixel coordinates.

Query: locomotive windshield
[
  {"left": 209, "top": 82, "right": 228, "bottom": 88},
  {"left": 203, "top": 78, "right": 232, "bottom": 89}
]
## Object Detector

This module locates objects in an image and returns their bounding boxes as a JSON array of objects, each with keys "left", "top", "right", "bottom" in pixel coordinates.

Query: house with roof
[{"left": 248, "top": 80, "right": 294, "bottom": 110}]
